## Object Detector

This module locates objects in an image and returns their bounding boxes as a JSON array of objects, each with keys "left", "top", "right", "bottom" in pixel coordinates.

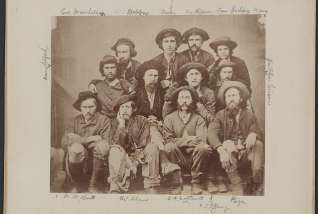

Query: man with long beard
[
  {"left": 163, "top": 62, "right": 216, "bottom": 124},
  {"left": 111, "top": 38, "right": 141, "bottom": 85},
  {"left": 207, "top": 81, "right": 264, "bottom": 195},
  {"left": 162, "top": 86, "right": 213, "bottom": 194},
  {"left": 61, "top": 91, "right": 110, "bottom": 193},
  {"left": 181, "top": 27, "right": 215, "bottom": 68}
]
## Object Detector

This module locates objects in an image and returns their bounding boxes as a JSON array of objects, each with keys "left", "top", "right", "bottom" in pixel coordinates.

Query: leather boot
[
  {"left": 216, "top": 176, "right": 228, "bottom": 193},
  {"left": 227, "top": 170, "right": 243, "bottom": 194},
  {"left": 88, "top": 158, "right": 104, "bottom": 193},
  {"left": 68, "top": 162, "right": 85, "bottom": 193}
]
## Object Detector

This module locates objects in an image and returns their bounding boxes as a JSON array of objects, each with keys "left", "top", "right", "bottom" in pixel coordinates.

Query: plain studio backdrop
[{"left": 51, "top": 15, "right": 265, "bottom": 147}]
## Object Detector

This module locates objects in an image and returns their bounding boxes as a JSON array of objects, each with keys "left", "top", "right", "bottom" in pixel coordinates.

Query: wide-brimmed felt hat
[
  {"left": 214, "top": 61, "right": 237, "bottom": 74},
  {"left": 217, "top": 81, "right": 250, "bottom": 105},
  {"left": 170, "top": 85, "right": 200, "bottom": 104},
  {"left": 155, "top": 28, "right": 182, "bottom": 47},
  {"left": 73, "top": 91, "right": 102, "bottom": 112},
  {"left": 111, "top": 38, "right": 137, "bottom": 57},
  {"left": 209, "top": 36, "right": 238, "bottom": 51},
  {"left": 113, "top": 93, "right": 137, "bottom": 112},
  {"left": 182, "top": 27, "right": 209, "bottom": 43},
  {"left": 135, "top": 60, "right": 166, "bottom": 81},
  {"left": 177, "top": 62, "right": 209, "bottom": 82}
]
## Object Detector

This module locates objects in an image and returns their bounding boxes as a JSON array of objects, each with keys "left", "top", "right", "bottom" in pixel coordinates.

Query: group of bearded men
[{"left": 53, "top": 27, "right": 264, "bottom": 195}]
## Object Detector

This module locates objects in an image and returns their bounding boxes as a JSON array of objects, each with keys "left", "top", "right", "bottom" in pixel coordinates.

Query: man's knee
[
  {"left": 68, "top": 143, "right": 86, "bottom": 163},
  {"left": 94, "top": 140, "right": 110, "bottom": 157},
  {"left": 193, "top": 143, "right": 212, "bottom": 155},
  {"left": 164, "top": 142, "right": 178, "bottom": 153}
]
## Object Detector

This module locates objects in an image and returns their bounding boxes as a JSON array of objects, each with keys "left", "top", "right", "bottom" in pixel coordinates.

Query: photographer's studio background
[{"left": 51, "top": 15, "right": 265, "bottom": 147}]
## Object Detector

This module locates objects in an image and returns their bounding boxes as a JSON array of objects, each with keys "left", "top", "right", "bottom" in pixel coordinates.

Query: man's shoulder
[
  {"left": 151, "top": 53, "right": 164, "bottom": 62},
  {"left": 231, "top": 56, "right": 245, "bottom": 64},
  {"left": 215, "top": 109, "right": 226, "bottom": 118},
  {"left": 95, "top": 112, "right": 110, "bottom": 122},
  {"left": 164, "top": 111, "right": 178, "bottom": 121},
  {"left": 176, "top": 52, "right": 188, "bottom": 61},
  {"left": 200, "top": 49, "right": 214, "bottom": 57},
  {"left": 180, "top": 49, "right": 190, "bottom": 55},
  {"left": 201, "top": 86, "right": 214, "bottom": 95},
  {"left": 131, "top": 59, "right": 141, "bottom": 68}
]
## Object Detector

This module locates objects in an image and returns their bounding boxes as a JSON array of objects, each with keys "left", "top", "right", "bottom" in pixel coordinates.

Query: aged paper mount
[{"left": 6, "top": 0, "right": 315, "bottom": 214}]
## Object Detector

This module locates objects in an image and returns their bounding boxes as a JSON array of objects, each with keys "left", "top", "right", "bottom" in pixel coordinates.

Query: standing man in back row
[
  {"left": 151, "top": 28, "right": 188, "bottom": 90},
  {"left": 181, "top": 27, "right": 215, "bottom": 68}
]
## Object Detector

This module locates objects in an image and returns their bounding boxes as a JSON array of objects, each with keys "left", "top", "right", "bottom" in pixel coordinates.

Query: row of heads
[
  {"left": 74, "top": 80, "right": 250, "bottom": 114},
  {"left": 111, "top": 27, "right": 238, "bottom": 56},
  {"left": 100, "top": 55, "right": 237, "bottom": 84}
]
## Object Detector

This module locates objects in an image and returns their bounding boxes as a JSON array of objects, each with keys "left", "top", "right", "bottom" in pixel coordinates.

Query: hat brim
[
  {"left": 217, "top": 81, "right": 250, "bottom": 105},
  {"left": 113, "top": 93, "right": 136, "bottom": 112},
  {"left": 177, "top": 63, "right": 209, "bottom": 82},
  {"left": 182, "top": 30, "right": 209, "bottom": 43},
  {"left": 209, "top": 40, "right": 238, "bottom": 51},
  {"left": 73, "top": 94, "right": 101, "bottom": 112}
]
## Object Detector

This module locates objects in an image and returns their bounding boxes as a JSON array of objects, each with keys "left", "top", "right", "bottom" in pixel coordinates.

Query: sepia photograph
[{"left": 50, "top": 15, "right": 265, "bottom": 196}]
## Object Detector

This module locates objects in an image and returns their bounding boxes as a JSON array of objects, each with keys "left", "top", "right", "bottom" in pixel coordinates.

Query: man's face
[
  {"left": 225, "top": 87, "right": 242, "bottom": 110},
  {"left": 185, "top": 69, "right": 203, "bottom": 88},
  {"left": 188, "top": 35, "right": 203, "bottom": 52},
  {"left": 143, "top": 69, "right": 159, "bottom": 87},
  {"left": 177, "top": 90, "right": 193, "bottom": 111},
  {"left": 103, "top": 63, "right": 117, "bottom": 81},
  {"left": 119, "top": 101, "right": 134, "bottom": 120},
  {"left": 219, "top": 66, "right": 234, "bottom": 81},
  {"left": 217, "top": 45, "right": 231, "bottom": 59},
  {"left": 162, "top": 36, "right": 177, "bottom": 54},
  {"left": 116, "top": 44, "right": 131, "bottom": 63},
  {"left": 80, "top": 98, "right": 97, "bottom": 121}
]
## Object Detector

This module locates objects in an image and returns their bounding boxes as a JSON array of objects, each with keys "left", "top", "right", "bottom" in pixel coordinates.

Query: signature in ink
[{"left": 40, "top": 46, "right": 51, "bottom": 80}]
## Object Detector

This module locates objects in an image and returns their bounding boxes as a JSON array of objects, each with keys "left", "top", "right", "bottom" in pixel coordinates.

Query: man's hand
[
  {"left": 217, "top": 145, "right": 231, "bottom": 171},
  {"left": 186, "top": 136, "right": 201, "bottom": 147},
  {"left": 245, "top": 132, "right": 257, "bottom": 152},
  {"left": 86, "top": 135, "right": 102, "bottom": 144},
  {"left": 147, "top": 115, "right": 158, "bottom": 125},
  {"left": 88, "top": 83, "right": 97, "bottom": 94}
]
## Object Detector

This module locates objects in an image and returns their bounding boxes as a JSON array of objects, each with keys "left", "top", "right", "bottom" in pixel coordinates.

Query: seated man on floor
[
  {"left": 61, "top": 91, "right": 111, "bottom": 193},
  {"left": 162, "top": 86, "right": 213, "bottom": 195},
  {"left": 107, "top": 94, "right": 179, "bottom": 194},
  {"left": 207, "top": 81, "right": 264, "bottom": 195}
]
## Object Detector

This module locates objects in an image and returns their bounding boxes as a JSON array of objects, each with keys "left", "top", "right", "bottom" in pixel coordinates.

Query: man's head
[
  {"left": 209, "top": 37, "right": 238, "bottom": 60},
  {"left": 171, "top": 86, "right": 199, "bottom": 112},
  {"left": 182, "top": 28, "right": 209, "bottom": 52},
  {"left": 111, "top": 38, "right": 137, "bottom": 64},
  {"left": 178, "top": 62, "right": 209, "bottom": 88},
  {"left": 99, "top": 55, "right": 118, "bottom": 81},
  {"left": 216, "top": 61, "right": 237, "bottom": 81},
  {"left": 135, "top": 61, "right": 164, "bottom": 89},
  {"left": 113, "top": 94, "right": 137, "bottom": 120},
  {"left": 73, "top": 91, "right": 101, "bottom": 121},
  {"left": 217, "top": 81, "right": 250, "bottom": 109},
  {"left": 224, "top": 87, "right": 243, "bottom": 110},
  {"left": 155, "top": 28, "right": 182, "bottom": 54}
]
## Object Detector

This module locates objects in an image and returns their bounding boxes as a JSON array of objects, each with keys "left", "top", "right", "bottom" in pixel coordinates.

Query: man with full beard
[
  {"left": 162, "top": 86, "right": 213, "bottom": 194},
  {"left": 181, "top": 27, "right": 215, "bottom": 68},
  {"left": 207, "top": 81, "right": 264, "bottom": 195},
  {"left": 111, "top": 38, "right": 141, "bottom": 85}
]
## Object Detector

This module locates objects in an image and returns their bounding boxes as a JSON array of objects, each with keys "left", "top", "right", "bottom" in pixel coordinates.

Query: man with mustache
[
  {"left": 151, "top": 28, "right": 188, "bottom": 90},
  {"left": 61, "top": 91, "right": 111, "bottom": 193},
  {"left": 106, "top": 94, "right": 179, "bottom": 193},
  {"left": 207, "top": 81, "right": 264, "bottom": 195},
  {"left": 134, "top": 60, "right": 166, "bottom": 121},
  {"left": 181, "top": 27, "right": 215, "bottom": 68},
  {"left": 111, "top": 38, "right": 141, "bottom": 85},
  {"left": 163, "top": 62, "right": 216, "bottom": 124},
  {"left": 162, "top": 86, "right": 213, "bottom": 194},
  {"left": 209, "top": 37, "right": 251, "bottom": 91},
  {"left": 88, "top": 55, "right": 131, "bottom": 118}
]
